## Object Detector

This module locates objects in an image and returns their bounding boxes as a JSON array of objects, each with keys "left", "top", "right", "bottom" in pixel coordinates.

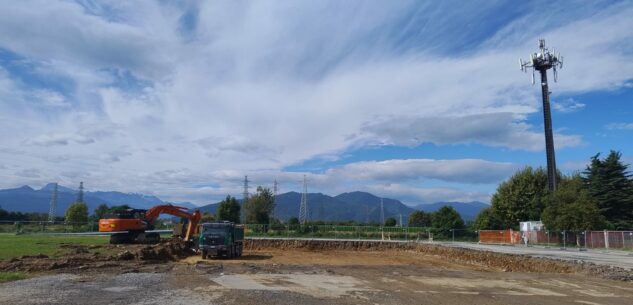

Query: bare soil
[{"left": 2, "top": 238, "right": 633, "bottom": 304}]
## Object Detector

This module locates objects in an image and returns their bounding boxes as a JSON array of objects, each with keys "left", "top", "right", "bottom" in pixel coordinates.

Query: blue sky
[{"left": 0, "top": 1, "right": 632, "bottom": 206}]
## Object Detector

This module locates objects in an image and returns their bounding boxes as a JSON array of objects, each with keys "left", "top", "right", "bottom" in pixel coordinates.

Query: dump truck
[{"left": 199, "top": 221, "right": 244, "bottom": 259}]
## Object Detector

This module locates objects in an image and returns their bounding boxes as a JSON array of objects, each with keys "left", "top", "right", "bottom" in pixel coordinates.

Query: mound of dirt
[
  {"left": 0, "top": 238, "right": 196, "bottom": 273},
  {"left": 135, "top": 239, "right": 196, "bottom": 261}
]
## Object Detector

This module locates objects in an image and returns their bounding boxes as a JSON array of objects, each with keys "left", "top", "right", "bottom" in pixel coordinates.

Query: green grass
[
  {"left": 0, "top": 272, "right": 28, "bottom": 283},
  {"left": 0, "top": 233, "right": 110, "bottom": 261}
]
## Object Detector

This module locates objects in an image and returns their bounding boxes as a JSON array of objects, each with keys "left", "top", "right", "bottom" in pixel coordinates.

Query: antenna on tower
[
  {"left": 519, "top": 39, "right": 563, "bottom": 192},
  {"left": 299, "top": 175, "right": 309, "bottom": 225},
  {"left": 76, "top": 182, "right": 84, "bottom": 203},
  {"left": 48, "top": 183, "right": 58, "bottom": 222},
  {"left": 380, "top": 198, "right": 385, "bottom": 226}
]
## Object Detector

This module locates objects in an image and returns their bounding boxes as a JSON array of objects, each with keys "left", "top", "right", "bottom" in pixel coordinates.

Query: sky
[{"left": 0, "top": 0, "right": 632, "bottom": 206}]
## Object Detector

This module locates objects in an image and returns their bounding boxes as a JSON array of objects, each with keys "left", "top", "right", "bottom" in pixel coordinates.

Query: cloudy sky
[{"left": 1, "top": 0, "right": 632, "bottom": 206}]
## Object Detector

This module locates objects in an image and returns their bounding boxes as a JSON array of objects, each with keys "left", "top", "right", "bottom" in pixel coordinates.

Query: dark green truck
[{"left": 199, "top": 222, "right": 244, "bottom": 259}]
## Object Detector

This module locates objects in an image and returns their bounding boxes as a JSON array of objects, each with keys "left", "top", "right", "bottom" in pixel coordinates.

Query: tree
[
  {"left": 109, "top": 205, "right": 131, "bottom": 212},
  {"left": 200, "top": 211, "right": 215, "bottom": 223},
  {"left": 408, "top": 210, "right": 432, "bottom": 227},
  {"left": 93, "top": 204, "right": 109, "bottom": 219},
  {"left": 384, "top": 217, "right": 397, "bottom": 227},
  {"left": 472, "top": 208, "right": 506, "bottom": 230},
  {"left": 244, "top": 186, "right": 275, "bottom": 224},
  {"left": 288, "top": 217, "right": 300, "bottom": 225},
  {"left": 583, "top": 151, "right": 633, "bottom": 229},
  {"left": 65, "top": 202, "right": 88, "bottom": 225},
  {"left": 216, "top": 195, "right": 241, "bottom": 223},
  {"left": 491, "top": 167, "right": 552, "bottom": 228},
  {"left": 543, "top": 175, "right": 605, "bottom": 234},
  {"left": 432, "top": 206, "right": 464, "bottom": 237}
]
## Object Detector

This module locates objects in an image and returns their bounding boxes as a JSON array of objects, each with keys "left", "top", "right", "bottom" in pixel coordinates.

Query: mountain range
[
  {"left": 198, "top": 191, "right": 489, "bottom": 222},
  {"left": 0, "top": 185, "right": 488, "bottom": 222},
  {"left": 0, "top": 183, "right": 197, "bottom": 216}
]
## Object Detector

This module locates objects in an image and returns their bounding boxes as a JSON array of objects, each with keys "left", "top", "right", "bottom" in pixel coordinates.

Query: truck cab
[{"left": 199, "top": 222, "right": 244, "bottom": 259}]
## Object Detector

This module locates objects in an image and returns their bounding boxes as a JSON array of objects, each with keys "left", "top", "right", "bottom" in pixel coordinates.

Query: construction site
[{"left": 1, "top": 235, "right": 633, "bottom": 305}]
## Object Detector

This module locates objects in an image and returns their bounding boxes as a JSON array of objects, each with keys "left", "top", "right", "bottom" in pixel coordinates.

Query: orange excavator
[{"left": 99, "top": 204, "right": 201, "bottom": 244}]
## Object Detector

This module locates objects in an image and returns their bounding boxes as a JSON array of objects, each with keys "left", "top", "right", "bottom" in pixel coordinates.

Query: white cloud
[
  {"left": 360, "top": 113, "right": 582, "bottom": 151},
  {"left": 326, "top": 158, "right": 515, "bottom": 184},
  {"left": 553, "top": 98, "right": 585, "bottom": 113},
  {"left": 606, "top": 122, "right": 633, "bottom": 130}
]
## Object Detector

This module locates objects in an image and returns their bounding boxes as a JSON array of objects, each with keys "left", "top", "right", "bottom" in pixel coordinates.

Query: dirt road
[{"left": 2, "top": 247, "right": 632, "bottom": 305}]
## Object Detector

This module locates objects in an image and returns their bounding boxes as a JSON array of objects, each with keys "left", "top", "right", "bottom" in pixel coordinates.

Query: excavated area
[
  {"left": 1, "top": 238, "right": 632, "bottom": 282},
  {"left": 3, "top": 238, "right": 633, "bottom": 305},
  {"left": 240, "top": 239, "right": 633, "bottom": 281}
]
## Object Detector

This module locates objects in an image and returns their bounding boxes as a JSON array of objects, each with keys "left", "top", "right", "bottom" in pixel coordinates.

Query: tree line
[{"left": 474, "top": 151, "right": 633, "bottom": 232}]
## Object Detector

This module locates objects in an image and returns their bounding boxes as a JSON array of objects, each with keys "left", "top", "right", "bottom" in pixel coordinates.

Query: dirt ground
[{"left": 2, "top": 239, "right": 633, "bottom": 305}]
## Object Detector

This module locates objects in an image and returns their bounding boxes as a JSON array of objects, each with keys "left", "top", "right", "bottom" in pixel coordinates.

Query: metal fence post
[
  {"left": 563, "top": 231, "right": 566, "bottom": 250},
  {"left": 451, "top": 229, "right": 455, "bottom": 242}
]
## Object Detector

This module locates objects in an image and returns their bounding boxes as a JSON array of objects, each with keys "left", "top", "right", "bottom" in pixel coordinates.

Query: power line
[
  {"left": 299, "top": 175, "right": 309, "bottom": 224},
  {"left": 272, "top": 179, "right": 278, "bottom": 220},
  {"left": 76, "top": 181, "right": 84, "bottom": 203},
  {"left": 380, "top": 198, "right": 385, "bottom": 226},
  {"left": 242, "top": 176, "right": 249, "bottom": 222},
  {"left": 48, "top": 183, "right": 58, "bottom": 222}
]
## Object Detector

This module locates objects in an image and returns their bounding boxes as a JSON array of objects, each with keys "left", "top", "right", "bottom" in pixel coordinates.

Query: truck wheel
[{"left": 201, "top": 251, "right": 207, "bottom": 259}]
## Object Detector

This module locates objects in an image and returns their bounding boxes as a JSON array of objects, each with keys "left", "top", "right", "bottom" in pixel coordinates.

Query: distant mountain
[
  {"left": 0, "top": 184, "right": 198, "bottom": 216},
  {"left": 414, "top": 201, "right": 489, "bottom": 221},
  {"left": 0, "top": 184, "right": 488, "bottom": 222},
  {"left": 199, "top": 191, "right": 415, "bottom": 223},
  {"left": 0, "top": 185, "right": 110, "bottom": 216}
]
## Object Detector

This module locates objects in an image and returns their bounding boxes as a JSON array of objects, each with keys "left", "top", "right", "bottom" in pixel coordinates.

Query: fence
[
  {"left": 479, "top": 229, "right": 633, "bottom": 250},
  {"left": 242, "top": 224, "right": 478, "bottom": 242},
  {"left": 0, "top": 220, "right": 478, "bottom": 242},
  {"left": 0, "top": 220, "right": 176, "bottom": 234}
]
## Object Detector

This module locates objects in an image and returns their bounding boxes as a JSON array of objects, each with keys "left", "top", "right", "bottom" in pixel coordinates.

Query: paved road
[{"left": 442, "top": 242, "right": 633, "bottom": 270}]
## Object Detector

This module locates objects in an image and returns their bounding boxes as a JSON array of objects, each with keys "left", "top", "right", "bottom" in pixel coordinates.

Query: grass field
[
  {"left": 0, "top": 272, "right": 27, "bottom": 283},
  {"left": 0, "top": 233, "right": 110, "bottom": 261}
]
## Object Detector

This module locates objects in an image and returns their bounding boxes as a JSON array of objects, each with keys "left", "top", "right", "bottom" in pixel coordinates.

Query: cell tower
[
  {"left": 299, "top": 175, "right": 309, "bottom": 224},
  {"left": 48, "top": 183, "right": 58, "bottom": 222},
  {"left": 520, "top": 39, "right": 563, "bottom": 191},
  {"left": 76, "top": 181, "right": 84, "bottom": 203},
  {"left": 380, "top": 198, "right": 385, "bottom": 226}
]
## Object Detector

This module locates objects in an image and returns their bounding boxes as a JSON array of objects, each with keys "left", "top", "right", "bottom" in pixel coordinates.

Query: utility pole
[
  {"left": 48, "top": 183, "right": 58, "bottom": 222},
  {"left": 299, "top": 175, "right": 309, "bottom": 224},
  {"left": 520, "top": 39, "right": 563, "bottom": 191}
]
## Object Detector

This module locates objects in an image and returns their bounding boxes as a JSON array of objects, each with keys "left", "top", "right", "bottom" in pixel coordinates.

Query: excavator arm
[{"left": 144, "top": 205, "right": 202, "bottom": 241}]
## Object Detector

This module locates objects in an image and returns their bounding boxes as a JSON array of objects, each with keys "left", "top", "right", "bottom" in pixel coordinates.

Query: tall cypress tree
[{"left": 583, "top": 151, "right": 633, "bottom": 229}]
